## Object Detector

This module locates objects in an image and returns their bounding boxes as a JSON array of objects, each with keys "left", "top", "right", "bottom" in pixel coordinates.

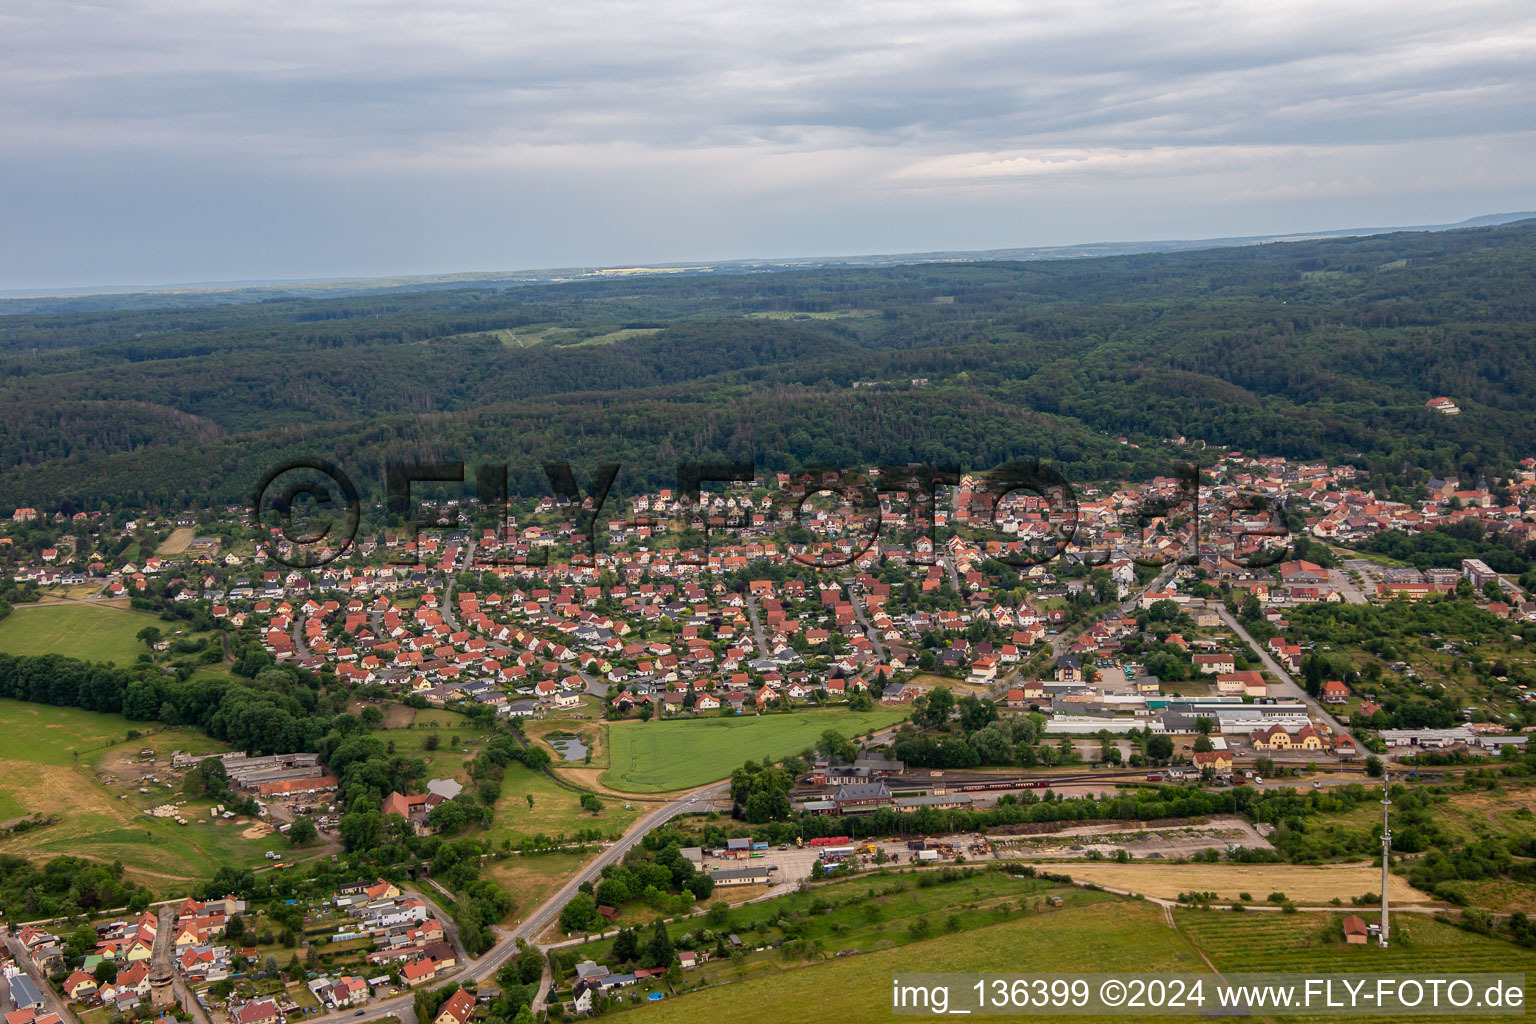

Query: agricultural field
[
  {"left": 0, "top": 699, "right": 156, "bottom": 765},
  {"left": 1364, "top": 783, "right": 1536, "bottom": 912},
  {"left": 555, "top": 871, "right": 1091, "bottom": 987},
  {"left": 1050, "top": 862, "right": 1433, "bottom": 906},
  {"left": 577, "top": 891, "right": 1193, "bottom": 1023},
  {"left": 600, "top": 709, "right": 909, "bottom": 792},
  {"left": 1324, "top": 783, "right": 1536, "bottom": 847},
  {"left": 567, "top": 870, "right": 1108, "bottom": 971},
  {"left": 36, "top": 582, "right": 104, "bottom": 602},
  {"left": 0, "top": 700, "right": 273, "bottom": 888},
  {"left": 458, "top": 323, "right": 665, "bottom": 348},
  {"left": 1178, "top": 908, "right": 1536, "bottom": 1019},
  {"left": 564, "top": 871, "right": 1536, "bottom": 1023},
  {"left": 0, "top": 601, "right": 166, "bottom": 663},
  {"left": 155, "top": 526, "right": 196, "bottom": 555}
]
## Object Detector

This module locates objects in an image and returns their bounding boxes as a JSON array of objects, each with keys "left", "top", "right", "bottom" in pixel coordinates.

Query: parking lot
[{"left": 700, "top": 842, "right": 823, "bottom": 884}]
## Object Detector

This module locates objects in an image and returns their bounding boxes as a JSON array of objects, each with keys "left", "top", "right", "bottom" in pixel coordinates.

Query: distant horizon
[
  {"left": 4, "top": 208, "right": 1532, "bottom": 299},
  {"left": 8, "top": 0, "right": 1535, "bottom": 294}
]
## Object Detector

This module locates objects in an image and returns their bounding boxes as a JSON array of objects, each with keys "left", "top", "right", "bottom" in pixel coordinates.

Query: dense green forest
[{"left": 3, "top": 220, "right": 1535, "bottom": 510}]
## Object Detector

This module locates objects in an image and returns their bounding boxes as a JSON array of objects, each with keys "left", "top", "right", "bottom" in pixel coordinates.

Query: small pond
[{"left": 548, "top": 736, "right": 588, "bottom": 761}]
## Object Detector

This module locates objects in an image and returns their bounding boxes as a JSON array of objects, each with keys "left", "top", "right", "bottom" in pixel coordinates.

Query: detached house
[
  {"left": 433, "top": 990, "right": 476, "bottom": 1024},
  {"left": 1192, "top": 749, "right": 1233, "bottom": 776},
  {"left": 382, "top": 791, "right": 444, "bottom": 834},
  {"left": 234, "top": 1001, "right": 280, "bottom": 1024},
  {"left": 62, "top": 971, "right": 98, "bottom": 1003},
  {"left": 402, "top": 958, "right": 438, "bottom": 987},
  {"left": 1192, "top": 653, "right": 1236, "bottom": 675}
]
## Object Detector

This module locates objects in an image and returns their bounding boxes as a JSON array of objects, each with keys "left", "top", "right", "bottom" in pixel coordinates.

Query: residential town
[
  {"left": 7, "top": 451, "right": 1536, "bottom": 763},
  {"left": 2, "top": 880, "right": 464, "bottom": 1024},
  {"left": 6, "top": 448, "right": 1536, "bottom": 1022}
]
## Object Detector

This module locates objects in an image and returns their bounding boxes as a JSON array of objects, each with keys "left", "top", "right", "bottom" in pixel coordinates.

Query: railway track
[{"left": 793, "top": 763, "right": 1450, "bottom": 800}]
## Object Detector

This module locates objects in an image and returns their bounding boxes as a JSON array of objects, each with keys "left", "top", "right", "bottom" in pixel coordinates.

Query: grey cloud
[{"left": 1, "top": 0, "right": 1533, "bottom": 286}]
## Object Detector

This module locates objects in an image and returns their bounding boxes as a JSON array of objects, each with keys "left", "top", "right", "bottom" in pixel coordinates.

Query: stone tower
[{"left": 150, "top": 960, "right": 176, "bottom": 1008}]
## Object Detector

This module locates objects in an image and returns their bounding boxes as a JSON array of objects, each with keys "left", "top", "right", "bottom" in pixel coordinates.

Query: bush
[{"left": 1461, "top": 908, "right": 1494, "bottom": 934}]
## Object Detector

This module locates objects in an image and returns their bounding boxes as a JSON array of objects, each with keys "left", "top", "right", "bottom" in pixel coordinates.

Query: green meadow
[
  {"left": 601, "top": 709, "right": 908, "bottom": 792},
  {"left": 0, "top": 602, "right": 167, "bottom": 664}
]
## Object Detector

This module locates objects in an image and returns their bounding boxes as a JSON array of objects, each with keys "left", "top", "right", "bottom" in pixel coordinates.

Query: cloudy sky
[{"left": 4, "top": 0, "right": 1535, "bottom": 288}]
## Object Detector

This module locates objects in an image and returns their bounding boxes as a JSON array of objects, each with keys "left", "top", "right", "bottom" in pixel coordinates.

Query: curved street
[{"left": 302, "top": 780, "right": 730, "bottom": 1024}]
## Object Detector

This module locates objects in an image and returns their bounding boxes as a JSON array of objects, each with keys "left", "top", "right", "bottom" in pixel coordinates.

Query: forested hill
[{"left": 2, "top": 219, "right": 1534, "bottom": 510}]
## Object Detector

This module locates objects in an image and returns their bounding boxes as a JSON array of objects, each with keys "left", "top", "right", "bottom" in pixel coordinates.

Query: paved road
[
  {"left": 511, "top": 781, "right": 730, "bottom": 943},
  {"left": 847, "top": 587, "right": 886, "bottom": 660},
  {"left": 1217, "top": 606, "right": 1359, "bottom": 748},
  {"left": 941, "top": 554, "right": 965, "bottom": 597},
  {"left": 412, "top": 886, "right": 472, "bottom": 968},
  {"left": 3, "top": 928, "right": 80, "bottom": 1024},
  {"left": 276, "top": 556, "right": 1192, "bottom": 1024},
  {"left": 1329, "top": 567, "right": 1369, "bottom": 605},
  {"left": 438, "top": 542, "right": 471, "bottom": 631},
  {"left": 291, "top": 613, "right": 310, "bottom": 659},
  {"left": 515, "top": 782, "right": 729, "bottom": 1011},
  {"left": 744, "top": 591, "right": 769, "bottom": 654},
  {"left": 153, "top": 901, "right": 211, "bottom": 1024},
  {"left": 302, "top": 781, "right": 730, "bottom": 1024}
]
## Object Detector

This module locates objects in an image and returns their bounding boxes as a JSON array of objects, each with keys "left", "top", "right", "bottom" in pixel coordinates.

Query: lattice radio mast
[{"left": 1379, "top": 772, "right": 1391, "bottom": 948}]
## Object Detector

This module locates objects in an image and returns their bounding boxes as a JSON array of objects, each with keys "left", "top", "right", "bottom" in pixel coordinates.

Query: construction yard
[{"left": 988, "top": 816, "right": 1272, "bottom": 860}]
